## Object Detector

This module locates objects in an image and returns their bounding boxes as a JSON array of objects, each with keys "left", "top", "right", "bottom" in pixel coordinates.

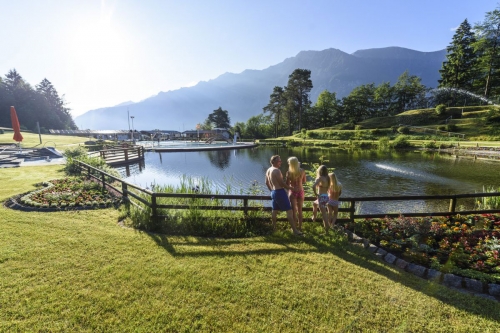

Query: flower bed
[
  {"left": 18, "top": 177, "right": 121, "bottom": 209},
  {"left": 347, "top": 214, "right": 500, "bottom": 284}
]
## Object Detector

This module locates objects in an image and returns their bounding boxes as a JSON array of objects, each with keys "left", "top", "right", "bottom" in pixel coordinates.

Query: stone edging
[{"left": 343, "top": 229, "right": 500, "bottom": 302}]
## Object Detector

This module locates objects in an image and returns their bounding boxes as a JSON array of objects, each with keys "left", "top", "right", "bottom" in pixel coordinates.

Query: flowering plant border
[
  {"left": 7, "top": 177, "right": 121, "bottom": 211},
  {"left": 347, "top": 214, "right": 500, "bottom": 284}
]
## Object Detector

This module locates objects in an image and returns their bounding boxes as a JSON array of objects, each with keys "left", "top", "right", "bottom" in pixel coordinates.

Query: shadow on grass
[{"left": 142, "top": 221, "right": 500, "bottom": 322}]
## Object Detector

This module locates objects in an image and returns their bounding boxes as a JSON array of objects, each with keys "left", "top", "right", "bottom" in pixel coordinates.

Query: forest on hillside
[{"left": 0, "top": 70, "right": 76, "bottom": 133}]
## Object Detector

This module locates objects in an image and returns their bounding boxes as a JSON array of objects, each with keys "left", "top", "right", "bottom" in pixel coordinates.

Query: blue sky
[{"left": 1, "top": 0, "right": 497, "bottom": 117}]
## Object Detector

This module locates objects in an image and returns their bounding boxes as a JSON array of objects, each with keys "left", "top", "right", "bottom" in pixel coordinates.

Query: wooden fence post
[
  {"left": 151, "top": 193, "right": 157, "bottom": 220},
  {"left": 124, "top": 149, "right": 129, "bottom": 163},
  {"left": 350, "top": 200, "right": 356, "bottom": 223},
  {"left": 122, "top": 183, "right": 128, "bottom": 202},
  {"left": 87, "top": 165, "right": 91, "bottom": 179},
  {"left": 243, "top": 198, "right": 248, "bottom": 215},
  {"left": 449, "top": 196, "right": 457, "bottom": 213},
  {"left": 101, "top": 172, "right": 106, "bottom": 192}
]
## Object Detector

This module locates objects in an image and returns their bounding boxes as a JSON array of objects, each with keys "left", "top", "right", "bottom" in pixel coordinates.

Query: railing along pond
[{"left": 75, "top": 160, "right": 500, "bottom": 223}]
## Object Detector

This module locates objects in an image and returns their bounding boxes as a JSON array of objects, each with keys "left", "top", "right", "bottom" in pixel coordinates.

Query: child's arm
[{"left": 312, "top": 178, "right": 319, "bottom": 196}]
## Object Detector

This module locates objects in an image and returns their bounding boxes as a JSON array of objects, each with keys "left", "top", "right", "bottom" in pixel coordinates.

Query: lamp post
[{"left": 130, "top": 116, "right": 135, "bottom": 142}]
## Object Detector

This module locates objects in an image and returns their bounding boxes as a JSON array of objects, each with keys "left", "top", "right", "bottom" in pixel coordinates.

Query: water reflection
[
  {"left": 206, "top": 150, "right": 231, "bottom": 169},
  {"left": 115, "top": 147, "right": 500, "bottom": 214}
]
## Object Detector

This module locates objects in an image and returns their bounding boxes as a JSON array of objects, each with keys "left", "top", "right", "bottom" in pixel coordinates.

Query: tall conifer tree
[{"left": 439, "top": 19, "right": 477, "bottom": 90}]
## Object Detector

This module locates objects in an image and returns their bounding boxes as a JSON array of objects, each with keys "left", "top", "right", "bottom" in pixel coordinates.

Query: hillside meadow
[{"left": 1, "top": 165, "right": 500, "bottom": 332}]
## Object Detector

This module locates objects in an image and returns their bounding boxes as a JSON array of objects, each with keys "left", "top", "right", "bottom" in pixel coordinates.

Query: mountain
[{"left": 74, "top": 47, "right": 446, "bottom": 131}]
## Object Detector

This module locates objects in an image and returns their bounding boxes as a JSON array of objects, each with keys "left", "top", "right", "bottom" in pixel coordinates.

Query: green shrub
[
  {"left": 436, "top": 104, "right": 447, "bottom": 116},
  {"left": 392, "top": 135, "right": 413, "bottom": 149},
  {"left": 378, "top": 137, "right": 390, "bottom": 150},
  {"left": 446, "top": 124, "right": 458, "bottom": 132},
  {"left": 397, "top": 126, "right": 410, "bottom": 134},
  {"left": 423, "top": 141, "right": 437, "bottom": 149},
  {"left": 486, "top": 109, "right": 500, "bottom": 123}
]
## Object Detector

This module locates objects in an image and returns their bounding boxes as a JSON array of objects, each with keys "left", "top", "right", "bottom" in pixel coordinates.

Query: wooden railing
[
  {"left": 98, "top": 146, "right": 145, "bottom": 166},
  {"left": 75, "top": 160, "right": 500, "bottom": 223}
]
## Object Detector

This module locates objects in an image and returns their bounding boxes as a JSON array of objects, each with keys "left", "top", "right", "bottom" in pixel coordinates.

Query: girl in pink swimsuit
[{"left": 286, "top": 157, "right": 306, "bottom": 231}]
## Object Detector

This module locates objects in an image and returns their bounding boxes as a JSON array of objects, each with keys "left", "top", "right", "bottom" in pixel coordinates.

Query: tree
[
  {"left": 245, "top": 114, "right": 273, "bottom": 139},
  {"left": 394, "top": 71, "right": 427, "bottom": 112},
  {"left": 304, "top": 90, "right": 338, "bottom": 128},
  {"left": 439, "top": 19, "right": 477, "bottom": 91},
  {"left": 200, "top": 118, "right": 213, "bottom": 130},
  {"left": 473, "top": 5, "right": 500, "bottom": 99},
  {"left": 0, "top": 69, "right": 76, "bottom": 131},
  {"left": 374, "top": 82, "right": 397, "bottom": 116},
  {"left": 341, "top": 83, "right": 376, "bottom": 123},
  {"left": 263, "top": 86, "right": 287, "bottom": 137},
  {"left": 232, "top": 122, "right": 246, "bottom": 139},
  {"left": 207, "top": 107, "right": 231, "bottom": 129},
  {"left": 284, "top": 69, "right": 313, "bottom": 134}
]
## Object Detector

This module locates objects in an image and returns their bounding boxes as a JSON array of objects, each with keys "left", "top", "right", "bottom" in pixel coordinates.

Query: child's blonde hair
[
  {"left": 287, "top": 156, "right": 301, "bottom": 180},
  {"left": 329, "top": 172, "right": 342, "bottom": 193},
  {"left": 317, "top": 165, "right": 330, "bottom": 187}
]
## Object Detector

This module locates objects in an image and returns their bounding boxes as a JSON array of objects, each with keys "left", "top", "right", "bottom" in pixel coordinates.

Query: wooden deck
[{"left": 99, "top": 146, "right": 145, "bottom": 166}]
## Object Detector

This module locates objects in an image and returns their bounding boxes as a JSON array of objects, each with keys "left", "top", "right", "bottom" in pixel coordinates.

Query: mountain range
[{"left": 74, "top": 47, "right": 446, "bottom": 131}]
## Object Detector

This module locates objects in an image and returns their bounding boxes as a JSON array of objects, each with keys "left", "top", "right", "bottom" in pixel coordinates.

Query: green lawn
[
  {"left": 1, "top": 165, "right": 500, "bottom": 332},
  {"left": 0, "top": 132, "right": 90, "bottom": 152}
]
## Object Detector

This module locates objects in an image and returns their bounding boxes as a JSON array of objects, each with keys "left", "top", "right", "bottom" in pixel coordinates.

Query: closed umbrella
[{"left": 10, "top": 106, "right": 23, "bottom": 151}]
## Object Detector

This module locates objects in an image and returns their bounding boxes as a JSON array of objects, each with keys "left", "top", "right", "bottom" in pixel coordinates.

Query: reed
[{"left": 126, "top": 175, "right": 271, "bottom": 237}]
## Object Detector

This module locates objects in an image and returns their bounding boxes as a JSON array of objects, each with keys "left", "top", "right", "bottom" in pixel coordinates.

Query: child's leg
[
  {"left": 332, "top": 206, "right": 339, "bottom": 226},
  {"left": 297, "top": 197, "right": 304, "bottom": 231},
  {"left": 319, "top": 204, "right": 329, "bottom": 231},
  {"left": 327, "top": 204, "right": 334, "bottom": 227},
  {"left": 312, "top": 201, "right": 318, "bottom": 221}
]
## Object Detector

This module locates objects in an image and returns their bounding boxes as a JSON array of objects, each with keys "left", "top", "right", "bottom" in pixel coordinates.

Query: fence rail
[
  {"left": 97, "top": 146, "right": 145, "bottom": 166},
  {"left": 75, "top": 160, "right": 500, "bottom": 223}
]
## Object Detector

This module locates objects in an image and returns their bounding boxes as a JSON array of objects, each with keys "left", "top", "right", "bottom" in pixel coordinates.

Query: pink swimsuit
[{"left": 289, "top": 189, "right": 305, "bottom": 199}]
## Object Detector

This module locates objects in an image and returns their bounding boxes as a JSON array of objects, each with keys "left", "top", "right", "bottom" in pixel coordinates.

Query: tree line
[
  {"left": 232, "top": 5, "right": 500, "bottom": 139},
  {"left": 0, "top": 69, "right": 76, "bottom": 133}
]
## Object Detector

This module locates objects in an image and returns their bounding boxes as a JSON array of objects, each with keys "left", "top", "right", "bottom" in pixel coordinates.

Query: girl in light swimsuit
[
  {"left": 326, "top": 172, "right": 342, "bottom": 228},
  {"left": 286, "top": 157, "right": 306, "bottom": 231},
  {"left": 312, "top": 165, "right": 331, "bottom": 232}
]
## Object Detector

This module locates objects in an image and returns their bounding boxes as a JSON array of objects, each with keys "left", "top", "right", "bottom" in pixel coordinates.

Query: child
[
  {"left": 286, "top": 157, "right": 306, "bottom": 231},
  {"left": 313, "top": 171, "right": 343, "bottom": 229},
  {"left": 312, "top": 165, "right": 330, "bottom": 232},
  {"left": 327, "top": 172, "right": 342, "bottom": 228}
]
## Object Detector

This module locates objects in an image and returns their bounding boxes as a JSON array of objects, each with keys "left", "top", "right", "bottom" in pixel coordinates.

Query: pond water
[{"left": 115, "top": 146, "right": 500, "bottom": 214}]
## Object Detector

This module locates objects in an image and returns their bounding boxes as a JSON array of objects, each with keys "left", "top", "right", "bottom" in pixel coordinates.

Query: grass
[
  {"left": 1, "top": 165, "right": 500, "bottom": 331},
  {"left": 0, "top": 132, "right": 91, "bottom": 152}
]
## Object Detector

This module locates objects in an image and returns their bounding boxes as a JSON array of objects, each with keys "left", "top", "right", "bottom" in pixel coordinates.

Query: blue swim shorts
[{"left": 271, "top": 188, "right": 292, "bottom": 211}]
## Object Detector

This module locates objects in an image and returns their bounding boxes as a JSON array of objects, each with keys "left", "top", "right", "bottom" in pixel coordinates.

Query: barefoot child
[
  {"left": 327, "top": 172, "right": 342, "bottom": 228},
  {"left": 286, "top": 157, "right": 306, "bottom": 231},
  {"left": 312, "top": 165, "right": 330, "bottom": 232}
]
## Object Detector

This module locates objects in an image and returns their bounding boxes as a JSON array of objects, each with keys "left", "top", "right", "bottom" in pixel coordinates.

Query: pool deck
[{"left": 141, "top": 141, "right": 258, "bottom": 152}]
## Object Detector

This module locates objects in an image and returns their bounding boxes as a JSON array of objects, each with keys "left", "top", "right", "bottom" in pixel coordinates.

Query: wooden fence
[
  {"left": 97, "top": 146, "right": 145, "bottom": 166},
  {"left": 75, "top": 160, "right": 500, "bottom": 223}
]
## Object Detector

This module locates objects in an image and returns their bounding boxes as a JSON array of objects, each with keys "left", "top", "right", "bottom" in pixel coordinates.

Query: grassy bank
[
  {"left": 1, "top": 166, "right": 500, "bottom": 331},
  {"left": 0, "top": 132, "right": 89, "bottom": 152}
]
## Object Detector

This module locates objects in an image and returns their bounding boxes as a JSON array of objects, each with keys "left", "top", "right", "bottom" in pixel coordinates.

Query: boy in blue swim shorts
[{"left": 265, "top": 155, "right": 303, "bottom": 236}]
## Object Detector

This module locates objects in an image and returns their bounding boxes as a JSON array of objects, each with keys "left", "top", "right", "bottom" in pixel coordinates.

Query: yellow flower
[{"left": 453, "top": 227, "right": 460, "bottom": 231}]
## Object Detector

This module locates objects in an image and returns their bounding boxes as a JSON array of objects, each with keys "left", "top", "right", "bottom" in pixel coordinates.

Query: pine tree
[
  {"left": 473, "top": 6, "right": 500, "bottom": 99},
  {"left": 439, "top": 19, "right": 477, "bottom": 90}
]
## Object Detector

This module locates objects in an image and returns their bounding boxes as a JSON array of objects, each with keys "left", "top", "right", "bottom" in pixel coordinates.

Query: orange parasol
[{"left": 10, "top": 106, "right": 23, "bottom": 142}]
